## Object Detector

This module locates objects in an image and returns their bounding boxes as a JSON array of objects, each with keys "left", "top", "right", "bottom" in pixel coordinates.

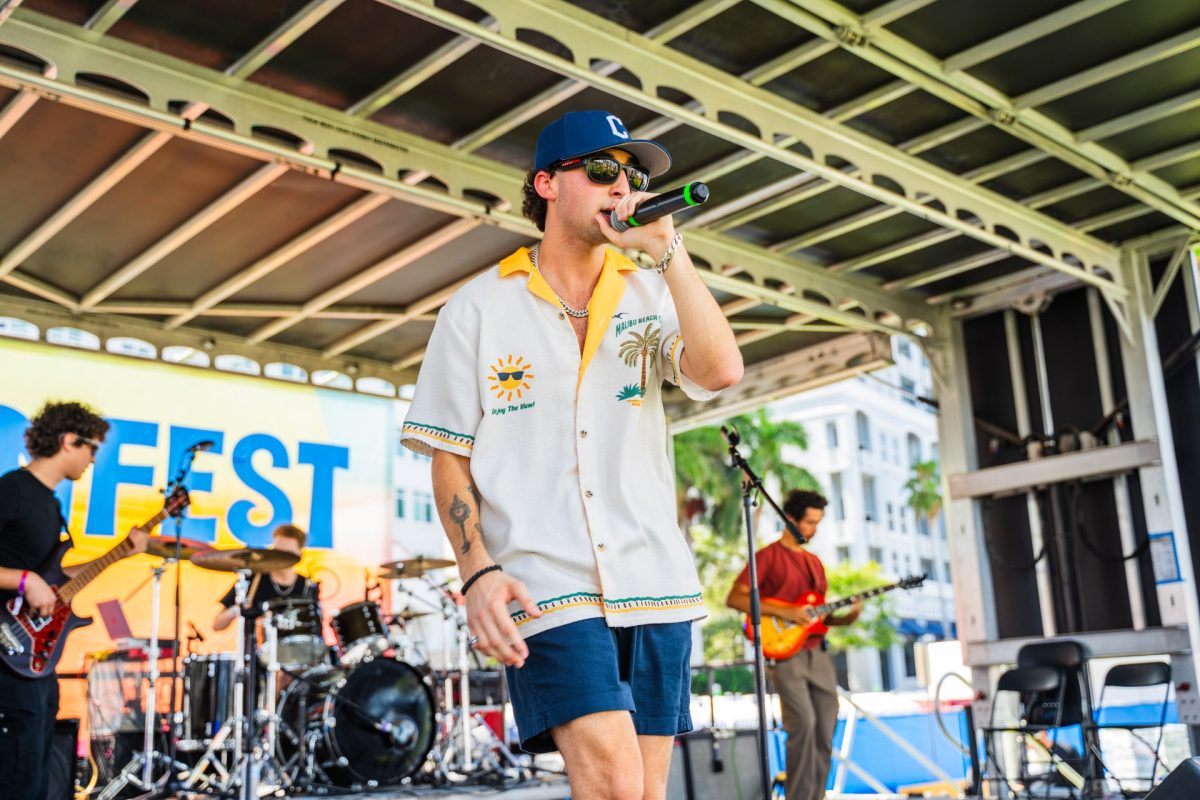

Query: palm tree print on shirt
[{"left": 617, "top": 324, "right": 660, "bottom": 406}]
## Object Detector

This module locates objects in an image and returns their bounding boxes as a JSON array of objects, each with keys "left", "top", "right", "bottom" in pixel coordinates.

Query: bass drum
[{"left": 277, "top": 658, "right": 435, "bottom": 788}]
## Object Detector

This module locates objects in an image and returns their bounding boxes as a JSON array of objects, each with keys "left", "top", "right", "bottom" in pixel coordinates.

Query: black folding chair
[
  {"left": 981, "top": 665, "right": 1070, "bottom": 799},
  {"left": 1091, "top": 661, "right": 1172, "bottom": 796}
]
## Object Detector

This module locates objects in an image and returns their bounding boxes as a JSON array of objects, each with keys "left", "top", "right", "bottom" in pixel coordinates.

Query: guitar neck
[
  {"left": 57, "top": 507, "right": 168, "bottom": 603},
  {"left": 816, "top": 582, "right": 904, "bottom": 615}
]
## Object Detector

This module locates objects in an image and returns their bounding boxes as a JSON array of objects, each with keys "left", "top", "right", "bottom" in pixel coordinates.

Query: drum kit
[{"left": 92, "top": 542, "right": 525, "bottom": 799}]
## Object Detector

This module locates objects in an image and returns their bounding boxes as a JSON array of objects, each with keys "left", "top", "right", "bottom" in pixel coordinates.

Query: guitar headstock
[
  {"left": 898, "top": 573, "right": 927, "bottom": 590},
  {"left": 164, "top": 485, "right": 191, "bottom": 517}
]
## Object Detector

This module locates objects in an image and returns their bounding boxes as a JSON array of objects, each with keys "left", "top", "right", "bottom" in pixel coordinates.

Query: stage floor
[{"left": 154, "top": 776, "right": 571, "bottom": 799}]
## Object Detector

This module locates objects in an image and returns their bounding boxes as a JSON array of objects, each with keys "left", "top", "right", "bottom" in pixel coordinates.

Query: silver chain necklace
[
  {"left": 530, "top": 245, "right": 588, "bottom": 319},
  {"left": 271, "top": 576, "right": 296, "bottom": 597}
]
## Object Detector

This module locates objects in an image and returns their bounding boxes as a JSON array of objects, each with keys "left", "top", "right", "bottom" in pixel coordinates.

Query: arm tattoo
[{"left": 449, "top": 494, "right": 472, "bottom": 554}]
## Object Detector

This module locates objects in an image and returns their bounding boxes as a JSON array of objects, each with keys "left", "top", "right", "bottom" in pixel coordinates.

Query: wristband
[
  {"left": 461, "top": 564, "right": 502, "bottom": 596},
  {"left": 17, "top": 570, "right": 28, "bottom": 595}
]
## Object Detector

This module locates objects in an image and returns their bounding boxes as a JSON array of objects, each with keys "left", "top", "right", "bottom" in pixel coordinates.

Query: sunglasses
[
  {"left": 496, "top": 371, "right": 525, "bottom": 381},
  {"left": 63, "top": 433, "right": 101, "bottom": 453},
  {"left": 555, "top": 156, "right": 650, "bottom": 193}
]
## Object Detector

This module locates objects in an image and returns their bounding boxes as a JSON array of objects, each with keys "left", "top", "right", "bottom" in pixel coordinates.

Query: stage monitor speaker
[
  {"left": 667, "top": 729, "right": 768, "bottom": 800},
  {"left": 1145, "top": 758, "right": 1200, "bottom": 800},
  {"left": 47, "top": 717, "right": 79, "bottom": 800}
]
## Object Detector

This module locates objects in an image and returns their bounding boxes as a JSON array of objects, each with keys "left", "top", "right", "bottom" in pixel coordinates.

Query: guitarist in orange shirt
[
  {"left": 725, "top": 489, "right": 860, "bottom": 800},
  {"left": 0, "top": 402, "right": 147, "bottom": 800}
]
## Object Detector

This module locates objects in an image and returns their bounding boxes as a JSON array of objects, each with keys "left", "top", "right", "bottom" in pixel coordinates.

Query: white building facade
[{"left": 768, "top": 338, "right": 954, "bottom": 692}]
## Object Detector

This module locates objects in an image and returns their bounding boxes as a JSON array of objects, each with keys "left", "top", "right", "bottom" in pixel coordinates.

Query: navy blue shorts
[{"left": 504, "top": 618, "right": 694, "bottom": 754}]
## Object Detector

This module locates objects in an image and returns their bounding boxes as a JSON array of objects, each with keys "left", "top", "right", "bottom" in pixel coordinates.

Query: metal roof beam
[
  {"left": 225, "top": 0, "right": 346, "bottom": 80},
  {"left": 165, "top": 193, "right": 390, "bottom": 329},
  {"left": 85, "top": 0, "right": 139, "bottom": 35},
  {"left": 884, "top": 249, "right": 1012, "bottom": 291},
  {"left": 862, "top": 0, "right": 937, "bottom": 28},
  {"left": 248, "top": 217, "right": 479, "bottom": 343},
  {"left": 346, "top": 17, "right": 497, "bottom": 118},
  {"left": 80, "top": 162, "right": 289, "bottom": 309},
  {"left": 447, "top": 0, "right": 735, "bottom": 154},
  {"left": 322, "top": 266, "right": 486, "bottom": 357},
  {"left": 0, "top": 12, "right": 934, "bottom": 339},
  {"left": 96, "top": 300, "right": 438, "bottom": 320},
  {"left": 944, "top": 0, "right": 1131, "bottom": 73},
  {"left": 1133, "top": 140, "right": 1200, "bottom": 173},
  {"left": 0, "top": 131, "right": 171, "bottom": 281},
  {"left": 0, "top": 87, "right": 36, "bottom": 138},
  {"left": 1016, "top": 25, "right": 1200, "bottom": 109},
  {"left": 777, "top": 0, "right": 1200, "bottom": 231},
  {"left": 386, "top": 0, "right": 1120, "bottom": 292},
  {"left": 3, "top": 269, "right": 77, "bottom": 309},
  {"left": 1076, "top": 87, "right": 1200, "bottom": 144},
  {"left": 832, "top": 228, "right": 957, "bottom": 274}
]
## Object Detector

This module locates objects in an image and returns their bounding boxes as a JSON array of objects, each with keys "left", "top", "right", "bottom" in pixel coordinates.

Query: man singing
[{"left": 401, "top": 110, "right": 742, "bottom": 798}]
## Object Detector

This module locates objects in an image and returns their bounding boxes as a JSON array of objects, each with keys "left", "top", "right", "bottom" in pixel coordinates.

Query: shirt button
[
  {"left": 580, "top": 430, "right": 588, "bottom": 438},
  {"left": 558, "top": 312, "right": 565, "bottom": 320},
  {"left": 597, "top": 543, "right": 606, "bottom": 552},
  {"left": 585, "top": 490, "right": 594, "bottom": 499}
]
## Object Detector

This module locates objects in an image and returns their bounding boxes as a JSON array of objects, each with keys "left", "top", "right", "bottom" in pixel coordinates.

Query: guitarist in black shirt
[{"left": 0, "top": 401, "right": 147, "bottom": 800}]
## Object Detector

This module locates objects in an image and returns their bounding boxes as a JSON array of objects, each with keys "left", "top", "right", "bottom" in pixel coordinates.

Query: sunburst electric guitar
[
  {"left": 0, "top": 486, "right": 190, "bottom": 677},
  {"left": 744, "top": 573, "right": 927, "bottom": 660}
]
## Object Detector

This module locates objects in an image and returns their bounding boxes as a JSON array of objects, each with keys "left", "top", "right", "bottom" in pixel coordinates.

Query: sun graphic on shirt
[{"left": 487, "top": 355, "right": 535, "bottom": 401}]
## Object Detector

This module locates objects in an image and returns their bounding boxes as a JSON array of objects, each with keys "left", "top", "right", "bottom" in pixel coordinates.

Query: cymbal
[
  {"left": 191, "top": 547, "right": 300, "bottom": 573},
  {"left": 391, "top": 609, "right": 432, "bottom": 622},
  {"left": 378, "top": 556, "right": 454, "bottom": 578},
  {"left": 145, "top": 536, "right": 212, "bottom": 561}
]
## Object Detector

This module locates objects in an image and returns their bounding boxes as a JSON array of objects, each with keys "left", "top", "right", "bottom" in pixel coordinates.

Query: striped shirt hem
[
  {"left": 511, "top": 591, "right": 704, "bottom": 626},
  {"left": 401, "top": 421, "right": 474, "bottom": 450}
]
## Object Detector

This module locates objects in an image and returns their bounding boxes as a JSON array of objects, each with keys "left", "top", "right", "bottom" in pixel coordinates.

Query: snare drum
[
  {"left": 180, "top": 653, "right": 239, "bottom": 751},
  {"left": 332, "top": 601, "right": 391, "bottom": 666},
  {"left": 259, "top": 597, "right": 327, "bottom": 670}
]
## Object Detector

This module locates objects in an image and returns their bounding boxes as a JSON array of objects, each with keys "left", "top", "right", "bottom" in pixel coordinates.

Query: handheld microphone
[
  {"left": 186, "top": 440, "right": 215, "bottom": 452},
  {"left": 609, "top": 182, "right": 709, "bottom": 233}
]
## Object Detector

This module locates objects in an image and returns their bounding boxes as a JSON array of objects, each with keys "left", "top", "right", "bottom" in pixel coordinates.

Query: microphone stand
[
  {"left": 149, "top": 444, "right": 201, "bottom": 797},
  {"left": 722, "top": 426, "right": 806, "bottom": 800}
]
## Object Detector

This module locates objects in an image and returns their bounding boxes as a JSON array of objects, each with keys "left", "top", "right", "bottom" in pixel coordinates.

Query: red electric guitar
[
  {"left": 0, "top": 486, "right": 190, "bottom": 677},
  {"left": 744, "top": 573, "right": 926, "bottom": 660}
]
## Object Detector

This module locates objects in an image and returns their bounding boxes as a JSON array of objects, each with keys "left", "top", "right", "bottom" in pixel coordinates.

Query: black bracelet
[{"left": 461, "top": 564, "right": 502, "bottom": 596}]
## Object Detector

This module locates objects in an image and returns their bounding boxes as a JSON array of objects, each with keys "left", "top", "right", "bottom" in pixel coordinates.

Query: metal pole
[
  {"left": 141, "top": 564, "right": 165, "bottom": 786},
  {"left": 740, "top": 484, "right": 773, "bottom": 800}
]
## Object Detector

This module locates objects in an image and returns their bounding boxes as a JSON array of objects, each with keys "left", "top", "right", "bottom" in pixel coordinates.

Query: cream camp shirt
[{"left": 401, "top": 246, "right": 719, "bottom": 638}]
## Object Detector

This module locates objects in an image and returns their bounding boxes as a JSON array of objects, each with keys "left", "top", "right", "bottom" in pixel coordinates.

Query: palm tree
[
  {"left": 618, "top": 324, "right": 660, "bottom": 396},
  {"left": 904, "top": 458, "right": 952, "bottom": 639},
  {"left": 673, "top": 409, "right": 821, "bottom": 660}
]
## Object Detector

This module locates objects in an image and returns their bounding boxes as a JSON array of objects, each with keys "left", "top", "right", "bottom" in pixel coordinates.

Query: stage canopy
[{"left": 0, "top": 0, "right": 1196, "bottom": 410}]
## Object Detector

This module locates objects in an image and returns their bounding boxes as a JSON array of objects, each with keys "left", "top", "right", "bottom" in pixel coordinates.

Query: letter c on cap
[{"left": 606, "top": 115, "right": 629, "bottom": 139}]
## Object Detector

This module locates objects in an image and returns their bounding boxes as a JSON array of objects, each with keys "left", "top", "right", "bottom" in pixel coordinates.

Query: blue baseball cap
[{"left": 533, "top": 110, "right": 671, "bottom": 178}]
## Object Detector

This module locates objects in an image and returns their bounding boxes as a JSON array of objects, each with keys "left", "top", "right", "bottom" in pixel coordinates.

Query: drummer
[{"left": 212, "top": 523, "right": 318, "bottom": 630}]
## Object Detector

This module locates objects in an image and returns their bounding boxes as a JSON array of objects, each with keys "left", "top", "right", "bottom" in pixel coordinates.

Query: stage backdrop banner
[{"left": 0, "top": 338, "right": 395, "bottom": 726}]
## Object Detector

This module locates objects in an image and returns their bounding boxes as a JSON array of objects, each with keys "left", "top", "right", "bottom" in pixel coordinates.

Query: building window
[
  {"left": 862, "top": 475, "right": 877, "bottom": 521},
  {"left": 907, "top": 433, "right": 922, "bottom": 466},
  {"left": 886, "top": 502, "right": 894, "bottom": 531},
  {"left": 943, "top": 561, "right": 952, "bottom": 583},
  {"left": 826, "top": 420, "right": 838, "bottom": 449},
  {"left": 879, "top": 648, "right": 894, "bottom": 691},
  {"left": 938, "top": 515, "right": 947, "bottom": 540},
  {"left": 395, "top": 489, "right": 406, "bottom": 519},
  {"left": 869, "top": 546, "right": 883, "bottom": 565},
  {"left": 917, "top": 514, "right": 930, "bottom": 536},
  {"left": 836, "top": 546, "right": 851, "bottom": 563},
  {"left": 900, "top": 507, "right": 908, "bottom": 533},
  {"left": 897, "top": 339, "right": 912, "bottom": 358},
  {"left": 414, "top": 491, "right": 434, "bottom": 523},
  {"left": 921, "top": 557, "right": 935, "bottom": 580},
  {"left": 901, "top": 377, "right": 917, "bottom": 406},
  {"left": 856, "top": 412, "right": 871, "bottom": 451},
  {"left": 904, "top": 554, "right": 913, "bottom": 574},
  {"left": 903, "top": 638, "right": 918, "bottom": 678},
  {"left": 829, "top": 473, "right": 845, "bottom": 521}
]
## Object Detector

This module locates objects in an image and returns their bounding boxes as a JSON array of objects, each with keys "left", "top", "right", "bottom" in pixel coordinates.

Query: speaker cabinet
[
  {"left": 668, "top": 729, "right": 767, "bottom": 800},
  {"left": 47, "top": 718, "right": 79, "bottom": 800},
  {"left": 1145, "top": 758, "right": 1200, "bottom": 800}
]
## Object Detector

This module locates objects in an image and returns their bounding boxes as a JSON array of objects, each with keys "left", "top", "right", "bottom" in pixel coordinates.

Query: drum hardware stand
[{"left": 96, "top": 562, "right": 190, "bottom": 800}]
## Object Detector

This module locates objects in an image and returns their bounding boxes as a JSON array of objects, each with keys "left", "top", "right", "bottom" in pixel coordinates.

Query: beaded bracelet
[{"left": 462, "top": 564, "right": 502, "bottom": 596}]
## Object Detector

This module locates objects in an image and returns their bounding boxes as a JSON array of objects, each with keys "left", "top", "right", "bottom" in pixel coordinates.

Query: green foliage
[
  {"left": 691, "top": 663, "right": 755, "bottom": 695},
  {"left": 904, "top": 458, "right": 942, "bottom": 525},
  {"left": 822, "top": 560, "right": 900, "bottom": 652},
  {"left": 674, "top": 409, "right": 822, "bottom": 661}
]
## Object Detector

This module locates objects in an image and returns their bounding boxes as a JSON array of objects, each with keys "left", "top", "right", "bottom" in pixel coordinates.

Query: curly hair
[
  {"left": 25, "top": 401, "right": 109, "bottom": 459},
  {"left": 521, "top": 168, "right": 549, "bottom": 232},
  {"left": 783, "top": 489, "right": 828, "bottom": 521}
]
